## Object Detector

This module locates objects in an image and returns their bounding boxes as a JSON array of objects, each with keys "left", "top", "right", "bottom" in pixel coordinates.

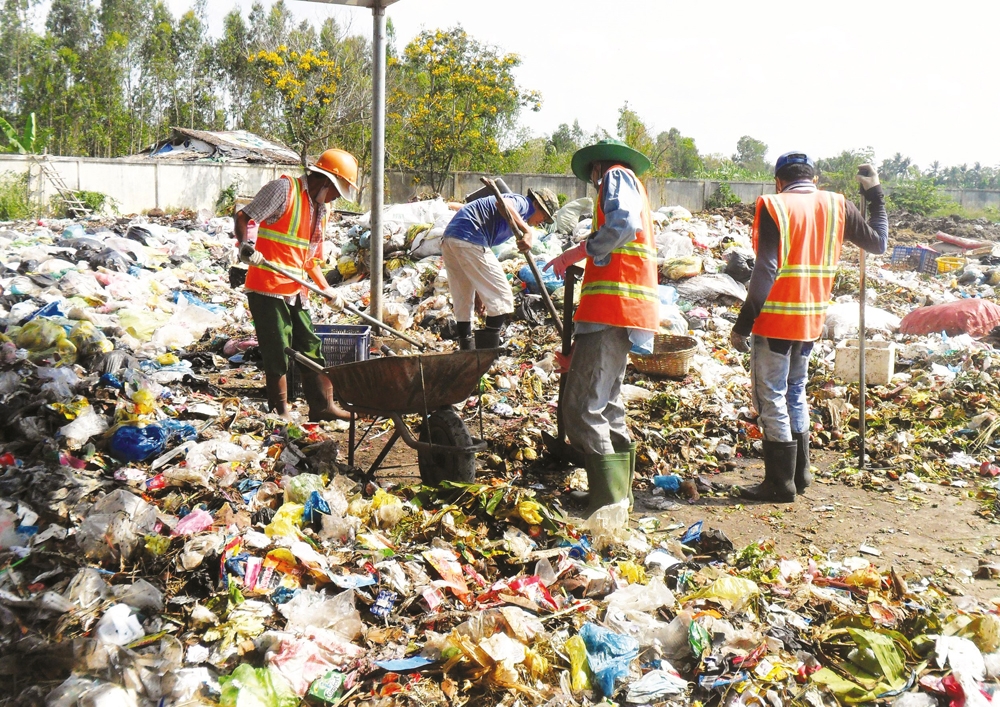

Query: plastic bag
[
  {"left": 279, "top": 589, "right": 362, "bottom": 640},
  {"left": 95, "top": 603, "right": 145, "bottom": 646},
  {"left": 656, "top": 232, "right": 695, "bottom": 260},
  {"left": 172, "top": 509, "right": 214, "bottom": 536},
  {"left": 109, "top": 424, "right": 168, "bottom": 462},
  {"left": 284, "top": 474, "right": 327, "bottom": 504},
  {"left": 553, "top": 197, "right": 593, "bottom": 234},
  {"left": 518, "top": 259, "right": 563, "bottom": 294},
  {"left": 659, "top": 305, "right": 688, "bottom": 334},
  {"left": 583, "top": 499, "right": 631, "bottom": 550},
  {"left": 113, "top": 579, "right": 164, "bottom": 611},
  {"left": 661, "top": 256, "right": 702, "bottom": 280},
  {"left": 675, "top": 273, "right": 747, "bottom": 305},
  {"left": 0, "top": 507, "right": 22, "bottom": 549},
  {"left": 565, "top": 634, "right": 592, "bottom": 691},
  {"left": 46, "top": 676, "right": 139, "bottom": 707},
  {"left": 606, "top": 577, "right": 676, "bottom": 614},
  {"left": 579, "top": 622, "right": 640, "bottom": 697},
  {"left": 69, "top": 320, "right": 113, "bottom": 358},
  {"left": 76, "top": 489, "right": 158, "bottom": 563},
  {"left": 899, "top": 299, "right": 1000, "bottom": 338},
  {"left": 60, "top": 406, "right": 109, "bottom": 449},
  {"left": 219, "top": 664, "right": 298, "bottom": 707},
  {"left": 723, "top": 249, "right": 755, "bottom": 284},
  {"left": 824, "top": 302, "right": 901, "bottom": 339}
]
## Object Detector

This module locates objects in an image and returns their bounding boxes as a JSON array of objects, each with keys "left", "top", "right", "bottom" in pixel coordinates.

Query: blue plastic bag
[
  {"left": 518, "top": 259, "right": 563, "bottom": 294},
  {"left": 579, "top": 622, "right": 639, "bottom": 697},
  {"left": 109, "top": 424, "right": 168, "bottom": 462},
  {"left": 108, "top": 420, "right": 197, "bottom": 462}
]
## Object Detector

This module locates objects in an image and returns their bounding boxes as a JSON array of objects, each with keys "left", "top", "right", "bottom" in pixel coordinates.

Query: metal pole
[
  {"left": 368, "top": 2, "right": 387, "bottom": 332},
  {"left": 858, "top": 198, "right": 867, "bottom": 469}
]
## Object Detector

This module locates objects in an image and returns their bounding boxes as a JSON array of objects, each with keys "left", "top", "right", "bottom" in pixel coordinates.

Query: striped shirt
[{"left": 242, "top": 176, "right": 326, "bottom": 305}]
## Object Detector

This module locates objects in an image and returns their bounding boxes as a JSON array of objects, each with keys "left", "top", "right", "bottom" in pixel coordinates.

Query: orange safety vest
[
  {"left": 751, "top": 190, "right": 846, "bottom": 341},
  {"left": 245, "top": 175, "right": 323, "bottom": 297},
  {"left": 574, "top": 166, "right": 659, "bottom": 331}
]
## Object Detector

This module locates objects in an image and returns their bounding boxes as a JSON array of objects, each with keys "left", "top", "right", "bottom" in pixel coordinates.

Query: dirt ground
[{"left": 256, "top": 385, "right": 1000, "bottom": 604}]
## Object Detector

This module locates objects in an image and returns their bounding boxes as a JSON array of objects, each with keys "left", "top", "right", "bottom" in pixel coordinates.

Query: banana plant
[{"left": 0, "top": 113, "right": 37, "bottom": 154}]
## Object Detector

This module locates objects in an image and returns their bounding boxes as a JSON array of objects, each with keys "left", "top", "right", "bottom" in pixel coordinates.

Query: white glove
[
  {"left": 238, "top": 242, "right": 255, "bottom": 264},
  {"left": 323, "top": 288, "right": 345, "bottom": 312},
  {"left": 248, "top": 251, "right": 265, "bottom": 267},
  {"left": 856, "top": 164, "right": 880, "bottom": 191}
]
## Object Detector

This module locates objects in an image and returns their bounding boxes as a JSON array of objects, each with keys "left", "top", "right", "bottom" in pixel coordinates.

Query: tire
[{"left": 418, "top": 408, "right": 477, "bottom": 485}]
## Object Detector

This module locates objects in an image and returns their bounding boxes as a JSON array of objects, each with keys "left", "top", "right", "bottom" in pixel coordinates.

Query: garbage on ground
[{"left": 5, "top": 203, "right": 1000, "bottom": 705}]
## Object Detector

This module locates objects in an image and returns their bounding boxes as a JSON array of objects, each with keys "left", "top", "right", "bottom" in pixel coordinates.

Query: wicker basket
[{"left": 630, "top": 334, "right": 698, "bottom": 378}]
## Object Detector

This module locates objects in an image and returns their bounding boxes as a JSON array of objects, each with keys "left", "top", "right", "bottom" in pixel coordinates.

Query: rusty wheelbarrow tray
[{"left": 286, "top": 348, "right": 498, "bottom": 484}]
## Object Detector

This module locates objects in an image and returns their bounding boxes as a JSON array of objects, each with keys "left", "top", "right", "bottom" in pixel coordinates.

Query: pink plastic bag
[
  {"left": 172, "top": 509, "right": 214, "bottom": 536},
  {"left": 899, "top": 299, "right": 1000, "bottom": 338}
]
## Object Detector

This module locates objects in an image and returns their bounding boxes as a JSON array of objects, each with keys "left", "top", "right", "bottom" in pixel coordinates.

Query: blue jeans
[{"left": 750, "top": 335, "right": 811, "bottom": 442}]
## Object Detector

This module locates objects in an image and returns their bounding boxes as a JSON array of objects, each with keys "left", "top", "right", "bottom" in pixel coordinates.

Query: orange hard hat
[{"left": 309, "top": 148, "right": 359, "bottom": 200}]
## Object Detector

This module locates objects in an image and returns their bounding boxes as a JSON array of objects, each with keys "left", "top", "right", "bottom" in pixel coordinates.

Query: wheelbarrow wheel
[{"left": 418, "top": 408, "right": 477, "bottom": 485}]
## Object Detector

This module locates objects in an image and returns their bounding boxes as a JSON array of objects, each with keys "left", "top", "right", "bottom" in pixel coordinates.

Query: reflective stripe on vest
[
  {"left": 751, "top": 190, "right": 846, "bottom": 341},
  {"left": 574, "top": 165, "right": 660, "bottom": 331},
  {"left": 245, "top": 175, "right": 318, "bottom": 297}
]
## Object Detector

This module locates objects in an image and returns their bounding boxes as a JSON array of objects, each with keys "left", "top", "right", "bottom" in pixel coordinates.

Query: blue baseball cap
[{"left": 774, "top": 151, "right": 815, "bottom": 175}]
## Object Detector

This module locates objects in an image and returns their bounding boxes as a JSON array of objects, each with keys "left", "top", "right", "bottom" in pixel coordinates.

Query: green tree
[
  {"left": 251, "top": 44, "right": 345, "bottom": 166},
  {"left": 816, "top": 147, "right": 875, "bottom": 200},
  {"left": 732, "top": 135, "right": 769, "bottom": 173},
  {"left": 657, "top": 127, "right": 702, "bottom": 177},
  {"left": 878, "top": 152, "right": 912, "bottom": 183},
  {"left": 388, "top": 26, "right": 540, "bottom": 192},
  {"left": 616, "top": 102, "right": 656, "bottom": 164}
]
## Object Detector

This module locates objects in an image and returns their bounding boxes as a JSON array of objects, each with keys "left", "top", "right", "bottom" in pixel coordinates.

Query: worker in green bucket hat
[{"left": 545, "top": 139, "right": 658, "bottom": 516}]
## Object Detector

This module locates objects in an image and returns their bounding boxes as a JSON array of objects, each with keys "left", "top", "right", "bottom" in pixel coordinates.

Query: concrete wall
[
  {"left": 2, "top": 154, "right": 999, "bottom": 216},
  {"left": 392, "top": 172, "right": 775, "bottom": 212},
  {"left": 0, "top": 154, "right": 296, "bottom": 215}
]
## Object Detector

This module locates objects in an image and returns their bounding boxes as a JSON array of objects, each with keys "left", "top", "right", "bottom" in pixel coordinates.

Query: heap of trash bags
[{"left": 5, "top": 197, "right": 1000, "bottom": 704}]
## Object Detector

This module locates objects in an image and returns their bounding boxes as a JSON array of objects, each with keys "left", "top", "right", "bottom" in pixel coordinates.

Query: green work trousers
[{"left": 246, "top": 291, "right": 323, "bottom": 377}]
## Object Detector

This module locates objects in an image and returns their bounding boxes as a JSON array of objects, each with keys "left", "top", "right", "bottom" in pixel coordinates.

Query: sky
[{"left": 171, "top": 0, "right": 1000, "bottom": 170}]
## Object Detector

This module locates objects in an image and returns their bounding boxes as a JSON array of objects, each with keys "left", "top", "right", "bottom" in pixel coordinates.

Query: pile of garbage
[{"left": 4, "top": 197, "right": 1000, "bottom": 704}]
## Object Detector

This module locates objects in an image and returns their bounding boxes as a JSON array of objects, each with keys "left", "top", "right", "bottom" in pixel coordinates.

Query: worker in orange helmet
[{"left": 234, "top": 148, "right": 358, "bottom": 422}]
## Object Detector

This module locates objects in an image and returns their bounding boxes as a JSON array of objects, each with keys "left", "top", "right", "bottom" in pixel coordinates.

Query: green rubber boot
[
  {"left": 613, "top": 441, "right": 637, "bottom": 509},
  {"left": 584, "top": 452, "right": 632, "bottom": 517}
]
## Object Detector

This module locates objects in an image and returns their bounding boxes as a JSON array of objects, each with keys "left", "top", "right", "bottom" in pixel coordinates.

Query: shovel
[
  {"left": 541, "top": 264, "right": 585, "bottom": 466},
  {"left": 479, "top": 177, "right": 563, "bottom": 337},
  {"left": 255, "top": 255, "right": 429, "bottom": 351},
  {"left": 858, "top": 192, "right": 868, "bottom": 469}
]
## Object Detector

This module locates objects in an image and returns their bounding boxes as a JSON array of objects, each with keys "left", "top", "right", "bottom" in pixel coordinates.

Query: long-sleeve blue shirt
[
  {"left": 575, "top": 167, "right": 655, "bottom": 353},
  {"left": 443, "top": 194, "right": 535, "bottom": 248}
]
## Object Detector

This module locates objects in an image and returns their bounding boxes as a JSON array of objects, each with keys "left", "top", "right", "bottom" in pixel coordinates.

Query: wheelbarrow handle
[
  {"left": 285, "top": 347, "right": 325, "bottom": 374},
  {"left": 479, "top": 177, "right": 563, "bottom": 337},
  {"left": 256, "top": 255, "right": 428, "bottom": 351}
]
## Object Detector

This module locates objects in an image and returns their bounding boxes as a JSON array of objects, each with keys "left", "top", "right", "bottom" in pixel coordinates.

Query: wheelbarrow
[{"left": 286, "top": 347, "right": 498, "bottom": 484}]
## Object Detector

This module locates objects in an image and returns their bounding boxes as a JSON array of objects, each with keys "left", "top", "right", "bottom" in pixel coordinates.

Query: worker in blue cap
[{"left": 730, "top": 152, "right": 888, "bottom": 502}]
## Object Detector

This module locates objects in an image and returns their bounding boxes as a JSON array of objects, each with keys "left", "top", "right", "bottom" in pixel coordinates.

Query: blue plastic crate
[
  {"left": 289, "top": 324, "right": 371, "bottom": 401},
  {"left": 889, "top": 245, "right": 939, "bottom": 274}
]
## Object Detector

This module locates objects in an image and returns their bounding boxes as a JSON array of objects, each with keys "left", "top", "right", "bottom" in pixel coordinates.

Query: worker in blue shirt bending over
[{"left": 442, "top": 187, "right": 559, "bottom": 349}]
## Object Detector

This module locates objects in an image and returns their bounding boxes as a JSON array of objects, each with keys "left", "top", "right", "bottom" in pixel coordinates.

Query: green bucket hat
[{"left": 571, "top": 138, "right": 652, "bottom": 182}]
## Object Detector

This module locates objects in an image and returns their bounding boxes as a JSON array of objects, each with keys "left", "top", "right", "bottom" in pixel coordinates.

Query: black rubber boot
[
  {"left": 473, "top": 327, "right": 501, "bottom": 349},
  {"left": 457, "top": 335, "right": 475, "bottom": 351},
  {"left": 584, "top": 452, "right": 632, "bottom": 517},
  {"left": 793, "top": 431, "right": 812, "bottom": 494},
  {"left": 738, "top": 440, "right": 797, "bottom": 503}
]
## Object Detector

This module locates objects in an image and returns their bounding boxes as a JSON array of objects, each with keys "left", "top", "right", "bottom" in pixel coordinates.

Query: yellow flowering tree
[
  {"left": 388, "top": 27, "right": 540, "bottom": 193},
  {"left": 250, "top": 45, "right": 343, "bottom": 166}
]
